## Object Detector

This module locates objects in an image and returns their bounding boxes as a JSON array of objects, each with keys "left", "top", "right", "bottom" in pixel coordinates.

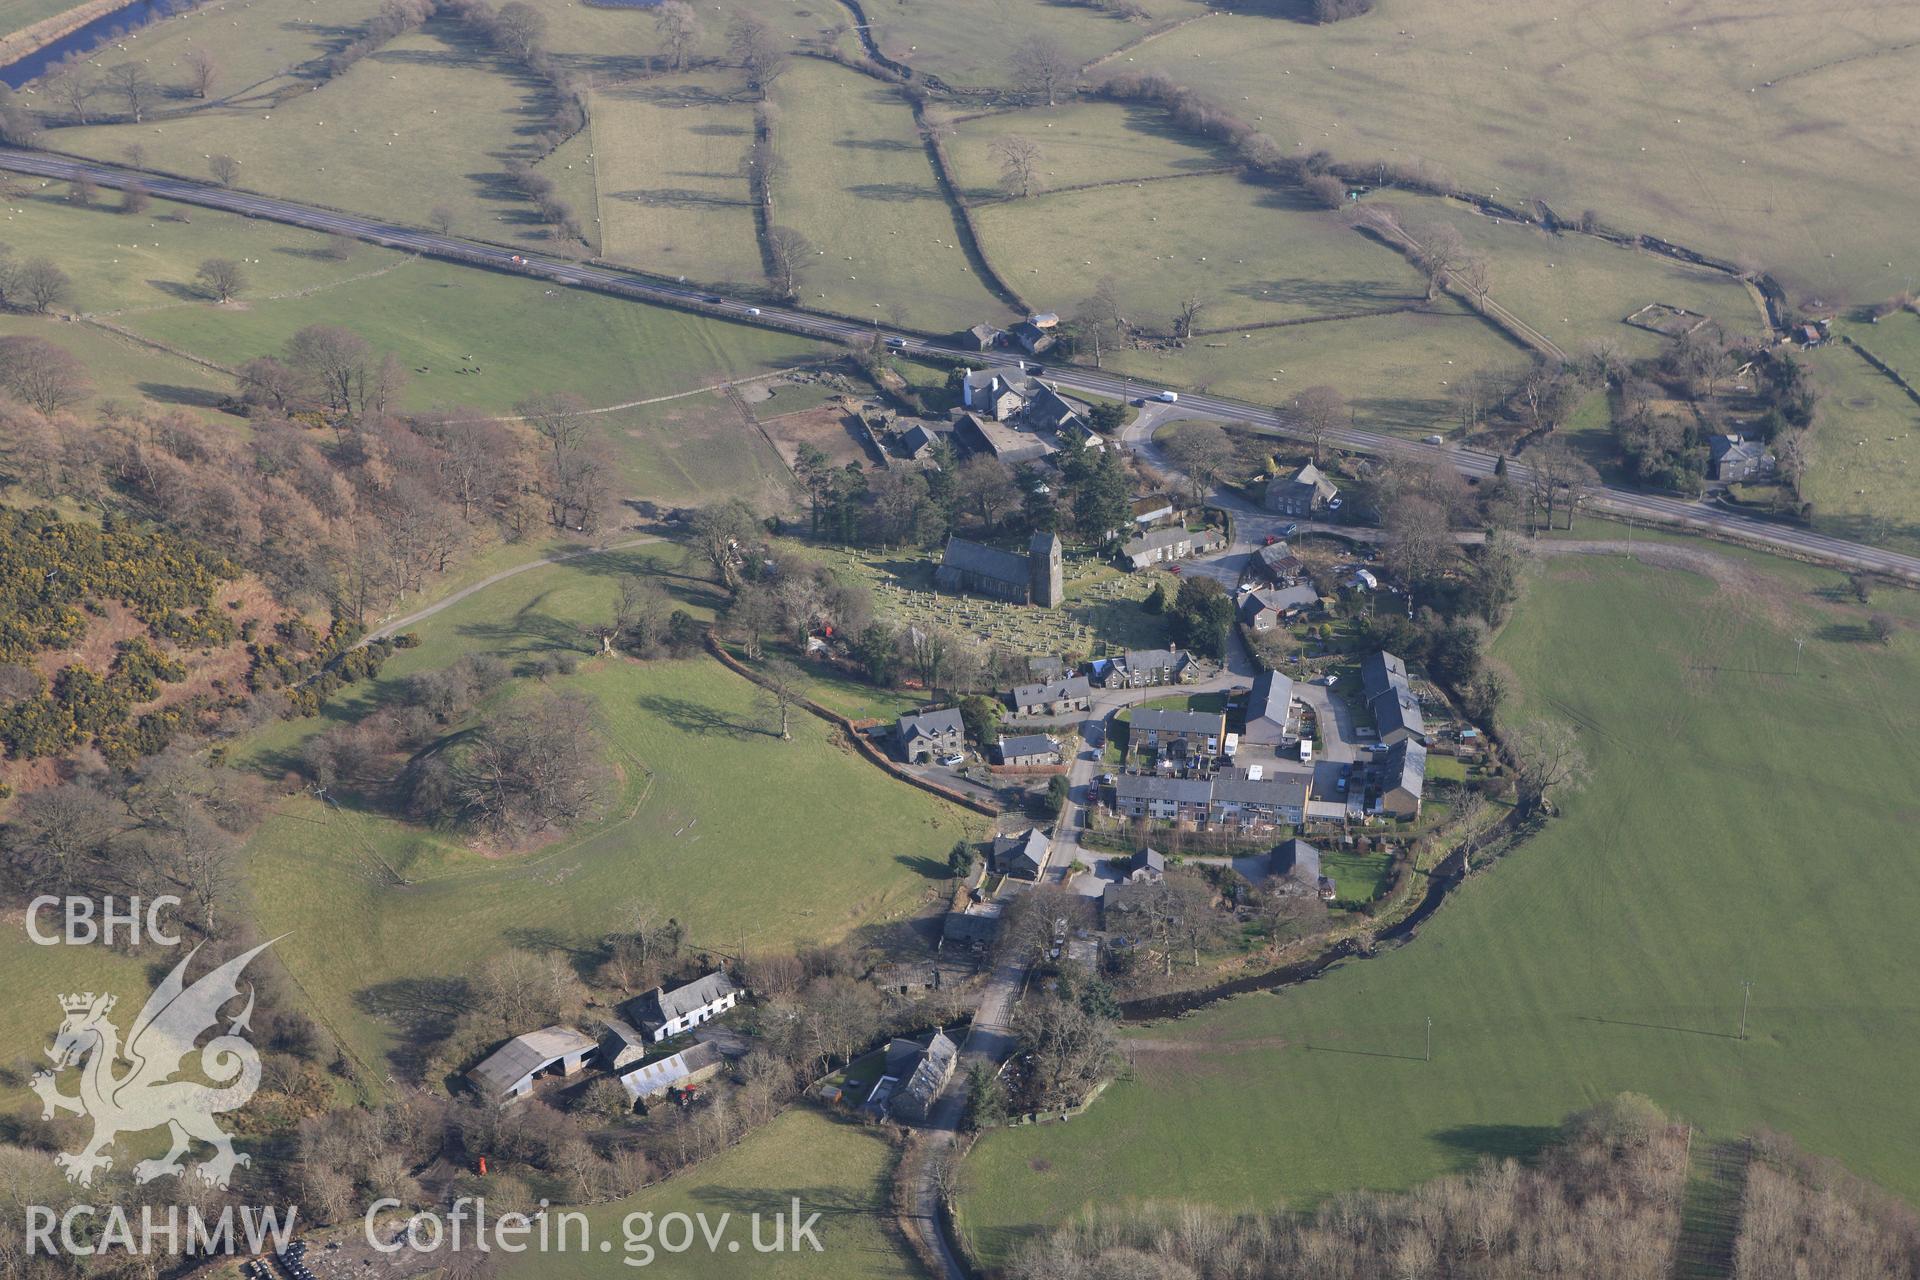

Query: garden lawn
[
  {"left": 1138, "top": 0, "right": 1920, "bottom": 303},
  {"left": 958, "top": 545, "right": 1920, "bottom": 1266},
  {"left": 973, "top": 176, "right": 1425, "bottom": 332},
  {"left": 496, "top": 1109, "right": 924, "bottom": 1280},
  {"left": 768, "top": 59, "right": 1011, "bottom": 332},
  {"left": 589, "top": 77, "right": 765, "bottom": 287},
  {"left": 942, "top": 101, "right": 1230, "bottom": 198},
  {"left": 1107, "top": 299, "right": 1527, "bottom": 436},
  {"left": 125, "top": 255, "right": 825, "bottom": 414}
]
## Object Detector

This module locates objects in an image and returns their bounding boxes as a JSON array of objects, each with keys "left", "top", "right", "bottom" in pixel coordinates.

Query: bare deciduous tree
[
  {"left": 1290, "top": 384, "right": 1346, "bottom": 462},
  {"left": 727, "top": 11, "right": 787, "bottom": 91},
  {"left": 12, "top": 258, "right": 72, "bottom": 314},
  {"left": 1411, "top": 222, "right": 1466, "bottom": 302},
  {"left": 184, "top": 47, "right": 220, "bottom": 99},
  {"left": 990, "top": 134, "right": 1042, "bottom": 198},
  {"left": 196, "top": 257, "right": 245, "bottom": 303},
  {"left": 1172, "top": 293, "right": 1207, "bottom": 342},
  {"left": 654, "top": 0, "right": 702, "bottom": 72},
  {"left": 1010, "top": 36, "right": 1073, "bottom": 107},
  {"left": 754, "top": 658, "right": 804, "bottom": 740},
  {"left": 104, "top": 63, "right": 159, "bottom": 123},
  {"left": 1508, "top": 718, "right": 1589, "bottom": 817},
  {"left": 1162, "top": 420, "right": 1235, "bottom": 503},
  {"left": 765, "top": 224, "right": 812, "bottom": 300},
  {"left": 209, "top": 154, "right": 241, "bottom": 188},
  {"left": 428, "top": 204, "right": 455, "bottom": 236}
]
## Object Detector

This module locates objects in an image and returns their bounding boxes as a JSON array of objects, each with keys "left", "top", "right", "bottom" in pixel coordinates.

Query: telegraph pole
[
  {"left": 1739, "top": 979, "right": 1753, "bottom": 1040},
  {"left": 1425, "top": 1016, "right": 1432, "bottom": 1063}
]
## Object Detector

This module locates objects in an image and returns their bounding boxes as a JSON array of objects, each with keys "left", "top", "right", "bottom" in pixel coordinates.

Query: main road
[{"left": 7, "top": 146, "right": 1917, "bottom": 583}]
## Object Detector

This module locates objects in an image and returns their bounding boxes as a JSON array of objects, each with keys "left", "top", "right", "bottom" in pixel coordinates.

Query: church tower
[{"left": 1029, "top": 532, "right": 1063, "bottom": 608}]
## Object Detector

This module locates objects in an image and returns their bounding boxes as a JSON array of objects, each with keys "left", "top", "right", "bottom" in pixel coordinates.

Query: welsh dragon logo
[{"left": 32, "top": 939, "right": 276, "bottom": 1190}]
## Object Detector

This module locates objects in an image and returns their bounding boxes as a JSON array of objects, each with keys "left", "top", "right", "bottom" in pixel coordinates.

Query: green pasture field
[
  {"left": 1798, "top": 340, "right": 1920, "bottom": 555},
  {"left": 1108, "top": 300, "right": 1528, "bottom": 436},
  {"left": 124, "top": 255, "right": 825, "bottom": 413},
  {"left": 58, "top": 19, "right": 566, "bottom": 249},
  {"left": 588, "top": 77, "right": 765, "bottom": 287},
  {"left": 1838, "top": 312, "right": 1920, "bottom": 383},
  {"left": 957, "top": 544, "right": 1920, "bottom": 1266},
  {"left": 1125, "top": 1, "right": 1920, "bottom": 306},
  {"left": 238, "top": 557, "right": 979, "bottom": 1075},
  {"left": 0, "top": 0, "right": 83, "bottom": 39},
  {"left": 0, "top": 183, "right": 407, "bottom": 313},
  {"left": 1368, "top": 192, "right": 1768, "bottom": 355},
  {"left": 768, "top": 59, "right": 1011, "bottom": 332},
  {"left": 496, "top": 1108, "right": 924, "bottom": 1280},
  {"left": 0, "top": 311, "right": 229, "bottom": 409},
  {"left": 0, "top": 929, "right": 157, "bottom": 1113},
  {"left": 592, "top": 390, "right": 797, "bottom": 511},
  {"left": 940, "top": 100, "right": 1230, "bottom": 197},
  {"left": 60, "top": 0, "right": 392, "bottom": 102},
  {"left": 501, "top": 0, "right": 830, "bottom": 71},
  {"left": 973, "top": 175, "right": 1425, "bottom": 332},
  {"left": 862, "top": 0, "right": 1207, "bottom": 89}
]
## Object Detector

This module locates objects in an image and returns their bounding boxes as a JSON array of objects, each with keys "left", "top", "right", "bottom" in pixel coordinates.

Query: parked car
[
  {"left": 1327, "top": 497, "right": 1344, "bottom": 512},
  {"left": 1280, "top": 522, "right": 1300, "bottom": 537},
  {"left": 939, "top": 753, "right": 965, "bottom": 767}
]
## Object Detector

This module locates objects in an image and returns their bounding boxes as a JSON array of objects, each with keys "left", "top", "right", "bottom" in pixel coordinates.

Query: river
[{"left": 2, "top": 0, "right": 162, "bottom": 90}]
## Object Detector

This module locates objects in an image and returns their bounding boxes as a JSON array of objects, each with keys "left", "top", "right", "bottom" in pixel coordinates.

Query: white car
[
  {"left": 939, "top": 753, "right": 966, "bottom": 767},
  {"left": 1156, "top": 390, "right": 1180, "bottom": 403},
  {"left": 1423, "top": 434, "right": 1445, "bottom": 446},
  {"left": 744, "top": 306, "right": 762, "bottom": 316}
]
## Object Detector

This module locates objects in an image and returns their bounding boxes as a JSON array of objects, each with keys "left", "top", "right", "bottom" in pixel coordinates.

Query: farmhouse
[
  {"left": 963, "top": 323, "right": 1002, "bottom": 352},
  {"left": 992, "top": 826, "right": 1051, "bottom": 878},
  {"left": 1011, "top": 311, "right": 1060, "bottom": 354},
  {"left": 467, "top": 1026, "right": 597, "bottom": 1106},
  {"left": 880, "top": 1031, "right": 959, "bottom": 1120},
  {"left": 1008, "top": 674, "right": 1091, "bottom": 716},
  {"left": 1708, "top": 434, "right": 1773, "bottom": 483},
  {"left": 890, "top": 419, "right": 947, "bottom": 462},
  {"left": 996, "top": 733, "right": 1062, "bottom": 767},
  {"left": 627, "top": 970, "right": 741, "bottom": 1044},
  {"left": 1129, "top": 707, "right": 1225, "bottom": 758},
  {"left": 617, "top": 1041, "right": 725, "bottom": 1109},
  {"left": 1208, "top": 771, "right": 1310, "bottom": 829},
  {"left": 1092, "top": 647, "right": 1193, "bottom": 688},
  {"left": 1265, "top": 462, "right": 1339, "bottom": 517},
  {"left": 955, "top": 410, "right": 1056, "bottom": 466},
  {"left": 1241, "top": 670, "right": 1295, "bottom": 747},
  {"left": 1111, "top": 773, "right": 1214, "bottom": 823},
  {"left": 1133, "top": 494, "right": 1178, "bottom": 527},
  {"left": 599, "top": 1018, "right": 651, "bottom": 1072},
  {"left": 1377, "top": 740, "right": 1428, "bottom": 819},
  {"left": 943, "top": 900, "right": 1003, "bottom": 948},
  {"left": 1120, "top": 524, "right": 1224, "bottom": 570},
  {"left": 897, "top": 706, "right": 964, "bottom": 763},
  {"left": 1026, "top": 382, "right": 1084, "bottom": 432},
  {"left": 960, "top": 368, "right": 1029, "bottom": 421},
  {"left": 934, "top": 532, "right": 1063, "bottom": 607}
]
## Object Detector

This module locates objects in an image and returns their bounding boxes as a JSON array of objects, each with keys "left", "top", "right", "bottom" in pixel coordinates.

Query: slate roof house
[
  {"left": 959, "top": 368, "right": 1029, "bottom": 421},
  {"left": 1241, "top": 670, "right": 1295, "bottom": 746},
  {"left": 1011, "top": 312, "right": 1059, "bottom": 354},
  {"left": 1255, "top": 541, "right": 1306, "bottom": 584},
  {"left": 1120, "top": 524, "right": 1224, "bottom": 570},
  {"left": 882, "top": 1031, "right": 959, "bottom": 1120},
  {"left": 1377, "top": 740, "right": 1427, "bottom": 819},
  {"left": 1122, "top": 847, "right": 1166, "bottom": 883},
  {"left": 1026, "top": 382, "right": 1084, "bottom": 432},
  {"left": 1026, "top": 654, "right": 1067, "bottom": 682},
  {"left": 1009, "top": 675, "right": 1091, "bottom": 716},
  {"left": 1273, "top": 837, "right": 1336, "bottom": 900},
  {"left": 1265, "top": 462, "right": 1339, "bottom": 516},
  {"left": 617, "top": 1041, "right": 725, "bottom": 1109},
  {"left": 467, "top": 1026, "right": 597, "bottom": 1106},
  {"left": 1238, "top": 585, "right": 1318, "bottom": 633},
  {"left": 1111, "top": 773, "right": 1214, "bottom": 823},
  {"left": 935, "top": 532, "right": 1063, "bottom": 607},
  {"left": 991, "top": 826, "right": 1050, "bottom": 878},
  {"left": 1209, "top": 771, "right": 1310, "bottom": 829},
  {"left": 1361, "top": 650, "right": 1427, "bottom": 746},
  {"left": 1709, "top": 433, "right": 1772, "bottom": 483},
  {"left": 599, "top": 1018, "right": 651, "bottom": 1072},
  {"left": 897, "top": 706, "right": 965, "bottom": 763},
  {"left": 1129, "top": 707, "right": 1225, "bottom": 757},
  {"left": 955, "top": 410, "right": 1056, "bottom": 466},
  {"left": 996, "top": 733, "right": 1061, "bottom": 767},
  {"left": 1091, "top": 647, "right": 1192, "bottom": 688},
  {"left": 626, "top": 970, "right": 741, "bottom": 1044}
]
